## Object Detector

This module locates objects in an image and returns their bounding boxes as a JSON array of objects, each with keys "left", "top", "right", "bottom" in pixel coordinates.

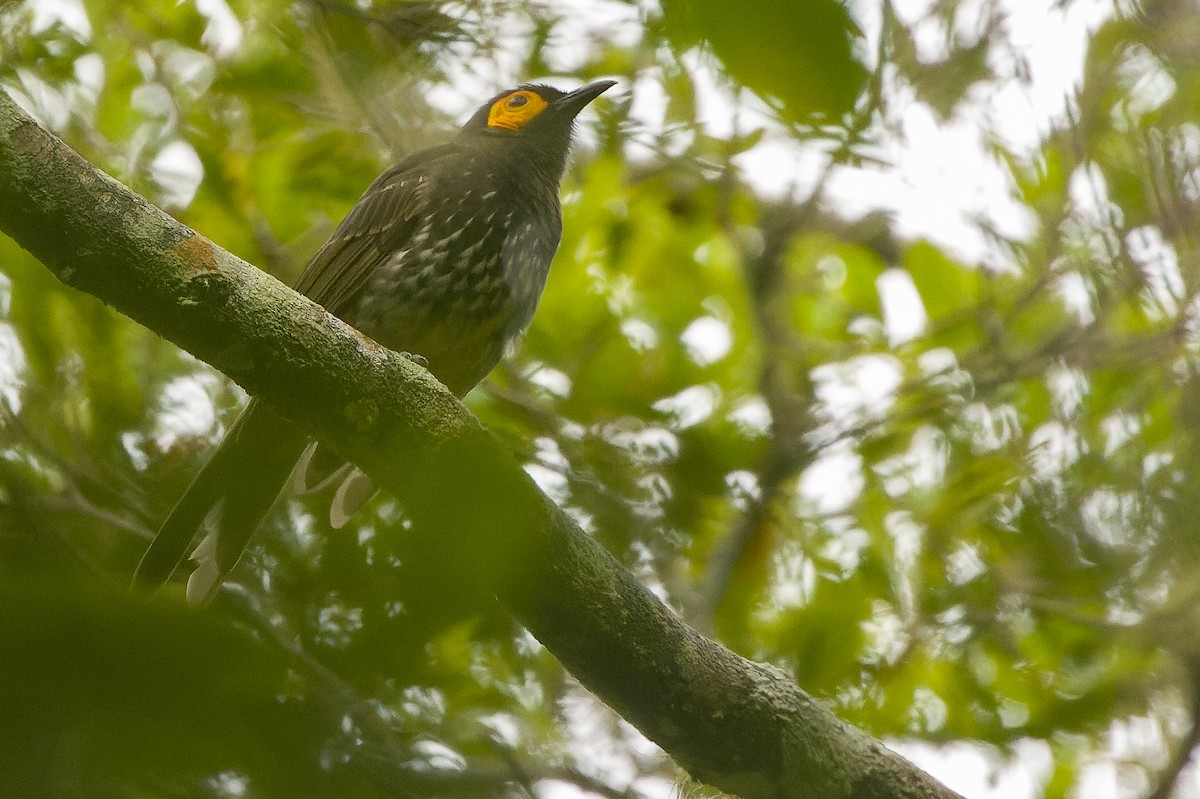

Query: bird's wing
[{"left": 293, "top": 143, "right": 461, "bottom": 314}]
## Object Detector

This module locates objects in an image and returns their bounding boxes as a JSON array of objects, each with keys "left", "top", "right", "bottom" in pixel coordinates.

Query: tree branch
[{"left": 0, "top": 88, "right": 963, "bottom": 799}]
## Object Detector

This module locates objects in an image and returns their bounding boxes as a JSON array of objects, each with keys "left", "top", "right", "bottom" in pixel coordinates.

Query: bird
[{"left": 134, "top": 80, "right": 616, "bottom": 604}]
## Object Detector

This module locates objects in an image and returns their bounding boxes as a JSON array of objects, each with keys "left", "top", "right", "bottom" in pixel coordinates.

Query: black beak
[{"left": 553, "top": 80, "right": 617, "bottom": 118}]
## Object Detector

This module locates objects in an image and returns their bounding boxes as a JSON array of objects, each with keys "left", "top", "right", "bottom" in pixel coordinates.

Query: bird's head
[{"left": 460, "top": 80, "right": 616, "bottom": 181}]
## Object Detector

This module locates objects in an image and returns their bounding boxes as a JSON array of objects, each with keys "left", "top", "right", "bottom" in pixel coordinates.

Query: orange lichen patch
[{"left": 173, "top": 233, "right": 218, "bottom": 273}]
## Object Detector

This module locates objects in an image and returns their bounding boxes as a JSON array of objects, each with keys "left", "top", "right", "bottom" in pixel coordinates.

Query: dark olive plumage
[{"left": 134, "top": 81, "right": 615, "bottom": 602}]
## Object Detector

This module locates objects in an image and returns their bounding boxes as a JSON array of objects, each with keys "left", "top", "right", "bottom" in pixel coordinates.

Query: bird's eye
[{"left": 487, "top": 90, "right": 548, "bottom": 130}]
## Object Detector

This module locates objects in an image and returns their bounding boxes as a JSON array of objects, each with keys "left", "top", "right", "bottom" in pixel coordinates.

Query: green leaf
[
  {"left": 904, "top": 239, "right": 980, "bottom": 322},
  {"left": 660, "top": 0, "right": 867, "bottom": 122}
]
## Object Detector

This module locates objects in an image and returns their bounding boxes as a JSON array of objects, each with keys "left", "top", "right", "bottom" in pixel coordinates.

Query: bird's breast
[{"left": 350, "top": 179, "right": 561, "bottom": 396}]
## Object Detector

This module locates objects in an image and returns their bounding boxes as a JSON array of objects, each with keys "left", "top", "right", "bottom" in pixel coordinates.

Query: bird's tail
[
  {"left": 133, "top": 398, "right": 309, "bottom": 603},
  {"left": 292, "top": 441, "right": 377, "bottom": 530}
]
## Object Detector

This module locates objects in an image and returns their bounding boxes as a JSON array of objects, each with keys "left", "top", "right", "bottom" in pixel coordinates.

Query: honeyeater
[{"left": 134, "top": 80, "right": 616, "bottom": 603}]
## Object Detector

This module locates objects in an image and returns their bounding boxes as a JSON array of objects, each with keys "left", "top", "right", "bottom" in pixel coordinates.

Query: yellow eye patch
[{"left": 487, "top": 90, "right": 549, "bottom": 131}]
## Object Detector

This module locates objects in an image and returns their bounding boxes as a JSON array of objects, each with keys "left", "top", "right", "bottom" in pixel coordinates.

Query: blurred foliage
[
  {"left": 658, "top": 0, "right": 867, "bottom": 123},
  {"left": 4, "top": 0, "right": 1200, "bottom": 797}
]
